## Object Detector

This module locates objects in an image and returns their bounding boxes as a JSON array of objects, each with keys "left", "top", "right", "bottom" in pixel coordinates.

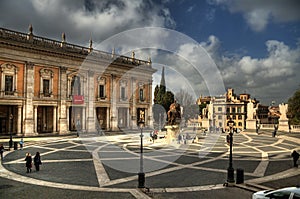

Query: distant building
[{"left": 197, "top": 88, "right": 259, "bottom": 130}]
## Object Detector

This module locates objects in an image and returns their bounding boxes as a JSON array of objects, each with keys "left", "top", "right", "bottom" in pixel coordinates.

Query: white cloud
[
  {"left": 208, "top": 0, "right": 300, "bottom": 32},
  {"left": 245, "top": 9, "right": 270, "bottom": 32},
  {"left": 238, "top": 56, "right": 259, "bottom": 74},
  {"left": 200, "top": 34, "right": 300, "bottom": 104}
]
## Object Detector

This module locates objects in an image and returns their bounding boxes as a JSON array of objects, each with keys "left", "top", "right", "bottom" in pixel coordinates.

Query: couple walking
[{"left": 25, "top": 152, "right": 42, "bottom": 173}]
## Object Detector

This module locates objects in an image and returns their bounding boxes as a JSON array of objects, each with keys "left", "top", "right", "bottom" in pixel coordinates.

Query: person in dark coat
[
  {"left": 34, "top": 152, "right": 42, "bottom": 171},
  {"left": 25, "top": 153, "right": 32, "bottom": 173},
  {"left": 0, "top": 144, "right": 4, "bottom": 161},
  {"left": 291, "top": 150, "right": 299, "bottom": 167}
]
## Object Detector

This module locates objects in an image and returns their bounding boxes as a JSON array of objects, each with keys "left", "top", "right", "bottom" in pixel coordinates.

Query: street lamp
[
  {"left": 227, "top": 119, "right": 235, "bottom": 184},
  {"left": 9, "top": 114, "right": 13, "bottom": 148},
  {"left": 138, "top": 119, "right": 145, "bottom": 188}
]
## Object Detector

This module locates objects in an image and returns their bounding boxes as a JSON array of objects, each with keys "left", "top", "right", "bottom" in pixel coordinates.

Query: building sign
[{"left": 73, "top": 95, "right": 84, "bottom": 104}]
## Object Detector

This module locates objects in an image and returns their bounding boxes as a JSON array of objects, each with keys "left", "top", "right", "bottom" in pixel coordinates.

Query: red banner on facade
[{"left": 73, "top": 95, "right": 84, "bottom": 104}]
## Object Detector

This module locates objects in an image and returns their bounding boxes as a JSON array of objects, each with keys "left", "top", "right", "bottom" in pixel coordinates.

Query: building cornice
[{"left": 0, "top": 27, "right": 155, "bottom": 73}]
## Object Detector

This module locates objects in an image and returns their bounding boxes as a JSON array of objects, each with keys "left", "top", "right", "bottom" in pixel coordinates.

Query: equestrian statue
[{"left": 167, "top": 100, "right": 181, "bottom": 125}]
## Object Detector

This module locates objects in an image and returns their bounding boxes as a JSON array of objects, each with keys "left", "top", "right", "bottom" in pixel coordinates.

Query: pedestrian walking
[
  {"left": 19, "top": 137, "right": 24, "bottom": 150},
  {"left": 0, "top": 144, "right": 4, "bottom": 161},
  {"left": 25, "top": 153, "right": 32, "bottom": 173},
  {"left": 34, "top": 152, "right": 42, "bottom": 171},
  {"left": 291, "top": 150, "right": 299, "bottom": 167},
  {"left": 177, "top": 134, "right": 182, "bottom": 144}
]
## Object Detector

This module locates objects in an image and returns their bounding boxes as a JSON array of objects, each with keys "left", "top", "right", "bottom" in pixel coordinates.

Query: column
[
  {"left": 58, "top": 66, "right": 68, "bottom": 134},
  {"left": 24, "top": 62, "right": 35, "bottom": 136},
  {"left": 53, "top": 106, "right": 57, "bottom": 132},
  {"left": 34, "top": 106, "right": 38, "bottom": 133},
  {"left": 82, "top": 107, "right": 86, "bottom": 132},
  {"left": 106, "top": 107, "right": 110, "bottom": 130},
  {"left": 17, "top": 105, "right": 22, "bottom": 135}
]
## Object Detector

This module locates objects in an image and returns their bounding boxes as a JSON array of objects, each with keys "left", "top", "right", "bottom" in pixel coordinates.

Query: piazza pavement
[{"left": 0, "top": 129, "right": 299, "bottom": 199}]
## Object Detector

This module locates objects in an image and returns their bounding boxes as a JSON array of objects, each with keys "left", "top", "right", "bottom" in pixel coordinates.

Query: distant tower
[{"left": 160, "top": 67, "right": 166, "bottom": 93}]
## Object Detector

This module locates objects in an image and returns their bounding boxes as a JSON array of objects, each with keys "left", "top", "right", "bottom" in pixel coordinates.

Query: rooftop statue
[{"left": 167, "top": 100, "right": 181, "bottom": 125}]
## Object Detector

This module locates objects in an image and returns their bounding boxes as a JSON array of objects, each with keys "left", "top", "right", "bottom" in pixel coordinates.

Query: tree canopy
[
  {"left": 153, "top": 85, "right": 174, "bottom": 124},
  {"left": 175, "top": 89, "right": 199, "bottom": 120},
  {"left": 288, "top": 88, "right": 300, "bottom": 125}
]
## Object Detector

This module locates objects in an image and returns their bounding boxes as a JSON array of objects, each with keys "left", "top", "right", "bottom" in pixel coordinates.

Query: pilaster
[
  {"left": 111, "top": 74, "right": 118, "bottom": 131},
  {"left": 24, "top": 62, "right": 35, "bottom": 136},
  {"left": 86, "top": 70, "right": 96, "bottom": 132},
  {"left": 131, "top": 77, "right": 137, "bottom": 129},
  {"left": 58, "top": 66, "right": 68, "bottom": 134}
]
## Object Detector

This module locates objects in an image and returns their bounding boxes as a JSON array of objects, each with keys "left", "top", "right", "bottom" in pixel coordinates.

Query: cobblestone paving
[{"left": 1, "top": 131, "right": 300, "bottom": 198}]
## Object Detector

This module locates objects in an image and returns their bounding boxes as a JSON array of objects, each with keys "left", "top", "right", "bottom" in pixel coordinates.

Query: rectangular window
[
  {"left": 238, "top": 115, "right": 242, "bottom": 120},
  {"left": 139, "top": 89, "right": 144, "bottom": 101},
  {"left": 227, "top": 108, "right": 230, "bottom": 113},
  {"left": 71, "top": 77, "right": 81, "bottom": 95},
  {"left": 43, "top": 79, "right": 50, "bottom": 97},
  {"left": 99, "top": 85, "right": 105, "bottom": 98},
  {"left": 121, "top": 87, "right": 126, "bottom": 100},
  {"left": 237, "top": 107, "right": 241, "bottom": 113},
  {"left": 5, "top": 75, "right": 13, "bottom": 95},
  {"left": 218, "top": 107, "right": 222, "bottom": 112},
  {"left": 218, "top": 115, "right": 222, "bottom": 120},
  {"left": 233, "top": 115, "right": 236, "bottom": 119},
  {"left": 232, "top": 108, "right": 236, "bottom": 113}
]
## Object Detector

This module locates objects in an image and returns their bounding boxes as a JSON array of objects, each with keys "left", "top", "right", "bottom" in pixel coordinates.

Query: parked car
[{"left": 252, "top": 187, "right": 300, "bottom": 199}]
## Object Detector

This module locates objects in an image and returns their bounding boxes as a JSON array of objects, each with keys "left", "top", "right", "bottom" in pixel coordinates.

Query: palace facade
[{"left": 0, "top": 26, "right": 156, "bottom": 136}]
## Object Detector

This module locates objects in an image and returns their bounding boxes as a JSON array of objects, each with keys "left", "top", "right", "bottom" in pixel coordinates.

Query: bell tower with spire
[{"left": 160, "top": 66, "right": 166, "bottom": 93}]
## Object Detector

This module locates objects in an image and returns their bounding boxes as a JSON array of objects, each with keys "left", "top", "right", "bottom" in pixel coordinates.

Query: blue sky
[{"left": 0, "top": 0, "right": 299, "bottom": 105}]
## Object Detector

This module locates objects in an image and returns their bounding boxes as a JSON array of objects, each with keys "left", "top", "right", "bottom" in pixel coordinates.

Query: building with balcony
[
  {"left": 0, "top": 25, "right": 156, "bottom": 136},
  {"left": 197, "top": 88, "right": 258, "bottom": 131}
]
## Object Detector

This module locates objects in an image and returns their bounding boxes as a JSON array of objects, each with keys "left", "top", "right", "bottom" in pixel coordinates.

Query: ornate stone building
[
  {"left": 197, "top": 88, "right": 258, "bottom": 131},
  {"left": 0, "top": 26, "right": 156, "bottom": 136}
]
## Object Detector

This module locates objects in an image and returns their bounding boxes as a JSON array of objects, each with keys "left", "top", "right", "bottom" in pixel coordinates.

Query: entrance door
[
  {"left": 118, "top": 108, "right": 128, "bottom": 128},
  {"left": 37, "top": 106, "right": 53, "bottom": 133},
  {"left": 69, "top": 107, "right": 82, "bottom": 131},
  {"left": 0, "top": 118, "right": 7, "bottom": 135},
  {"left": 96, "top": 107, "right": 107, "bottom": 130}
]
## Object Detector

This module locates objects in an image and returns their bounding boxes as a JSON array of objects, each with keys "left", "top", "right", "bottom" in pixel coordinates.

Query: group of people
[
  {"left": 24, "top": 152, "right": 42, "bottom": 173},
  {"left": 177, "top": 133, "right": 191, "bottom": 144}
]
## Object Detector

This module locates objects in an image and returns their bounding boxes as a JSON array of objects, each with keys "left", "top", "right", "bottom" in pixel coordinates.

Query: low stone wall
[{"left": 291, "top": 125, "right": 300, "bottom": 132}]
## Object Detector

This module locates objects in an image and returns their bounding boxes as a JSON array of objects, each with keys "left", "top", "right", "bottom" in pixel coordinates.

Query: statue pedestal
[
  {"left": 202, "top": 119, "right": 209, "bottom": 129},
  {"left": 165, "top": 125, "right": 180, "bottom": 144},
  {"left": 246, "top": 119, "right": 256, "bottom": 130},
  {"left": 279, "top": 119, "right": 289, "bottom": 132}
]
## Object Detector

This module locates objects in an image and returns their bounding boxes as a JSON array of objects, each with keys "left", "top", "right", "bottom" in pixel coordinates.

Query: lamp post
[
  {"left": 138, "top": 120, "right": 145, "bottom": 188},
  {"left": 227, "top": 119, "right": 235, "bottom": 184},
  {"left": 9, "top": 114, "right": 13, "bottom": 148},
  {"left": 256, "top": 120, "right": 260, "bottom": 134}
]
